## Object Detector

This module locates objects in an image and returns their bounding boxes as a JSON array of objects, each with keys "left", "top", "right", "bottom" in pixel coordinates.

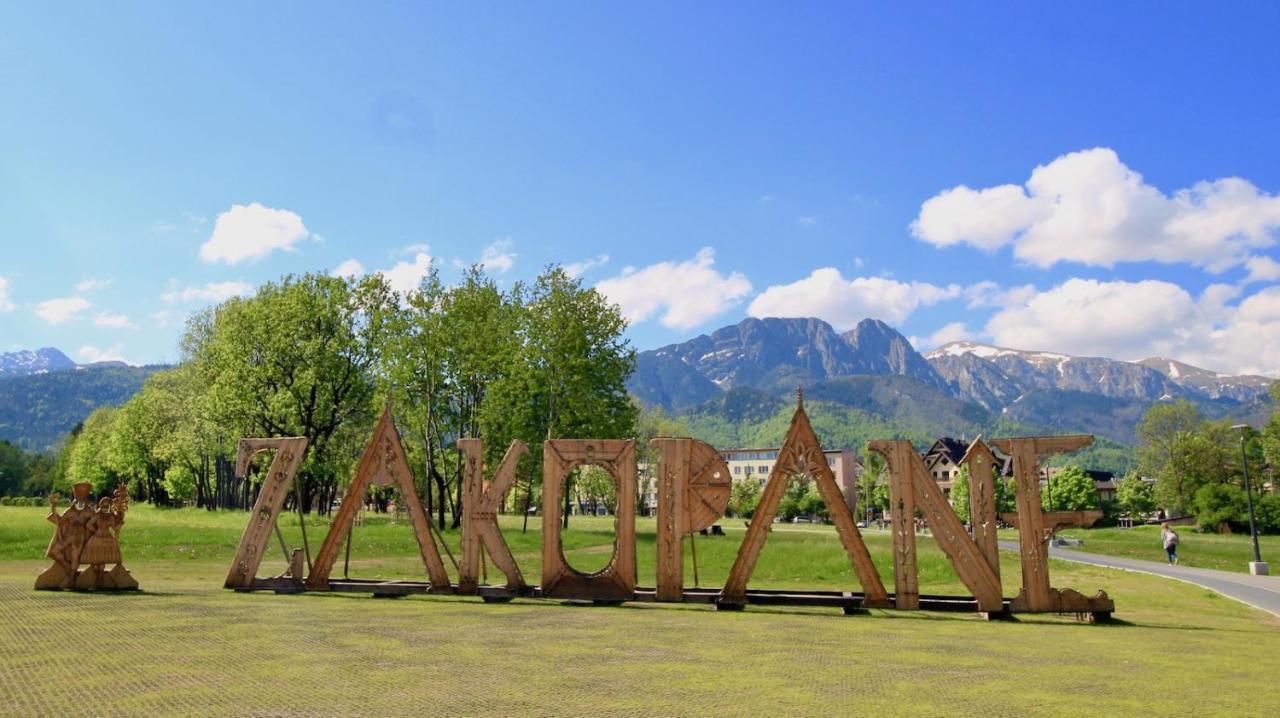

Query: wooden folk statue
[{"left": 36, "top": 483, "right": 138, "bottom": 591}]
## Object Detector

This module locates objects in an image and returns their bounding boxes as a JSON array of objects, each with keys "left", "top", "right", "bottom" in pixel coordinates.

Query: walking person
[{"left": 1161, "top": 523, "right": 1179, "bottom": 565}]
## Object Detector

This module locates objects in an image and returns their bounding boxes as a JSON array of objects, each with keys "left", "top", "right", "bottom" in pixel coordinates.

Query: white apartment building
[{"left": 640, "top": 447, "right": 861, "bottom": 516}]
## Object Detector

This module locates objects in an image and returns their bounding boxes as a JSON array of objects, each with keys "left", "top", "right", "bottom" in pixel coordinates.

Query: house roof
[{"left": 922, "top": 437, "right": 969, "bottom": 466}]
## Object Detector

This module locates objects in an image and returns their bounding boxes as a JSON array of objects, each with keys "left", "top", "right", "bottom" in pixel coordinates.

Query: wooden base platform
[{"left": 227, "top": 580, "right": 1113, "bottom": 621}]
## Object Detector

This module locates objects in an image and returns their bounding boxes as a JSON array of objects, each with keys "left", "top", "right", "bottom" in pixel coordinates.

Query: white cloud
[
  {"left": 759, "top": 194, "right": 776, "bottom": 204},
  {"left": 747, "top": 268, "right": 960, "bottom": 328},
  {"left": 379, "top": 251, "right": 433, "bottom": 294},
  {"left": 596, "top": 248, "right": 752, "bottom": 330},
  {"left": 1244, "top": 255, "right": 1280, "bottom": 284},
  {"left": 35, "top": 297, "right": 91, "bottom": 325},
  {"left": 151, "top": 310, "right": 174, "bottom": 328},
  {"left": 564, "top": 253, "right": 610, "bottom": 279},
  {"left": 77, "top": 344, "right": 132, "bottom": 365},
  {"left": 331, "top": 259, "right": 366, "bottom": 279},
  {"left": 912, "top": 148, "right": 1280, "bottom": 272},
  {"left": 75, "top": 277, "right": 113, "bottom": 292},
  {"left": 199, "top": 203, "right": 313, "bottom": 264},
  {"left": 798, "top": 216, "right": 817, "bottom": 226},
  {"left": 963, "top": 280, "right": 1038, "bottom": 309},
  {"left": 980, "top": 277, "right": 1280, "bottom": 375},
  {"left": 911, "top": 321, "right": 972, "bottom": 351},
  {"left": 0, "top": 277, "right": 14, "bottom": 313},
  {"left": 163, "top": 281, "right": 254, "bottom": 305},
  {"left": 93, "top": 312, "right": 136, "bottom": 329},
  {"left": 479, "top": 239, "right": 516, "bottom": 274}
]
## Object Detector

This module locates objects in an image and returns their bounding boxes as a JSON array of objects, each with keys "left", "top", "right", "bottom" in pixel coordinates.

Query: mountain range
[
  {"left": 629, "top": 317, "right": 1274, "bottom": 466},
  {"left": 0, "top": 347, "right": 127, "bottom": 377},
  {"left": 0, "top": 349, "right": 162, "bottom": 452}
]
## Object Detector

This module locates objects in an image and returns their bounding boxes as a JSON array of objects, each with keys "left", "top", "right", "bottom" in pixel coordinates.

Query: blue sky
[{"left": 2, "top": 3, "right": 1280, "bottom": 375}]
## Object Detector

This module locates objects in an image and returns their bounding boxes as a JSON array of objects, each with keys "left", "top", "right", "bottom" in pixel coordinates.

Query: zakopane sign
[{"left": 225, "top": 392, "right": 1114, "bottom": 621}]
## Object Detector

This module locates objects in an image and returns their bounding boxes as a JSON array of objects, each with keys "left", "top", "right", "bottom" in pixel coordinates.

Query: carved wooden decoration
[
  {"left": 868, "top": 440, "right": 1004, "bottom": 614},
  {"left": 458, "top": 438, "right": 530, "bottom": 594},
  {"left": 959, "top": 436, "right": 1001, "bottom": 582},
  {"left": 877, "top": 440, "right": 920, "bottom": 609},
  {"left": 987, "top": 436, "right": 1101, "bottom": 613},
  {"left": 226, "top": 393, "right": 1115, "bottom": 621},
  {"left": 651, "top": 438, "right": 731, "bottom": 601},
  {"left": 37, "top": 483, "right": 137, "bottom": 591},
  {"left": 720, "top": 393, "right": 890, "bottom": 609},
  {"left": 307, "top": 406, "right": 453, "bottom": 592},
  {"left": 541, "top": 439, "right": 637, "bottom": 600},
  {"left": 224, "top": 437, "right": 309, "bottom": 590}
]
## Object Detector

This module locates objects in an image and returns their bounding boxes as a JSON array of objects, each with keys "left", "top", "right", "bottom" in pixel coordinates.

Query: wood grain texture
[
  {"left": 306, "top": 407, "right": 453, "bottom": 592},
  {"left": 959, "top": 437, "right": 1000, "bottom": 583},
  {"left": 541, "top": 439, "right": 637, "bottom": 600},
  {"left": 988, "top": 436, "right": 1093, "bottom": 612},
  {"left": 458, "top": 438, "right": 530, "bottom": 594},
  {"left": 900, "top": 442, "right": 1003, "bottom": 613},
  {"left": 721, "top": 395, "right": 889, "bottom": 608},
  {"left": 223, "top": 437, "right": 309, "bottom": 590},
  {"left": 870, "top": 440, "right": 920, "bottom": 609}
]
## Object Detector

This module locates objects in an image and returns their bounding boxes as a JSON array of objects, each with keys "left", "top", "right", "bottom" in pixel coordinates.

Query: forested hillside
[{"left": 0, "top": 366, "right": 165, "bottom": 452}]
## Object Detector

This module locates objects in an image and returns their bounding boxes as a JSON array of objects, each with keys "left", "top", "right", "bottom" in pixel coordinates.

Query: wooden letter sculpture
[
  {"left": 36, "top": 483, "right": 137, "bottom": 591},
  {"left": 959, "top": 436, "right": 1001, "bottom": 582},
  {"left": 541, "top": 439, "right": 637, "bottom": 600},
  {"left": 308, "top": 406, "right": 452, "bottom": 592},
  {"left": 458, "top": 438, "right": 530, "bottom": 595},
  {"left": 720, "top": 392, "right": 890, "bottom": 610},
  {"left": 224, "top": 437, "right": 310, "bottom": 590},
  {"left": 225, "top": 390, "right": 1115, "bottom": 621},
  {"left": 650, "top": 438, "right": 731, "bottom": 601},
  {"left": 989, "top": 436, "right": 1110, "bottom": 614},
  {"left": 868, "top": 440, "right": 1004, "bottom": 615}
]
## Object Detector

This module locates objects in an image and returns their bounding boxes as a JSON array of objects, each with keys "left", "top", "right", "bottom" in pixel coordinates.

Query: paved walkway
[{"left": 997, "top": 540, "right": 1280, "bottom": 617}]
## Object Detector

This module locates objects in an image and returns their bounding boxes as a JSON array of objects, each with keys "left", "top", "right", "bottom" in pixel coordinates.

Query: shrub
[
  {"left": 1255, "top": 494, "right": 1280, "bottom": 535},
  {"left": 1194, "top": 483, "right": 1246, "bottom": 533}
]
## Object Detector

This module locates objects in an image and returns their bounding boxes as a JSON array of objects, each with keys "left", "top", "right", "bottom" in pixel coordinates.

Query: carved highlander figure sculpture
[{"left": 36, "top": 483, "right": 138, "bottom": 591}]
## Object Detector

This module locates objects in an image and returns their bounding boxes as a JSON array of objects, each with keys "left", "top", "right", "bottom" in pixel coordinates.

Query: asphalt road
[{"left": 998, "top": 539, "right": 1280, "bottom": 617}]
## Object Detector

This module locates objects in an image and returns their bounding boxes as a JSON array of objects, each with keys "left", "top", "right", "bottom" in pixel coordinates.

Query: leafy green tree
[
  {"left": 65, "top": 407, "right": 120, "bottom": 494},
  {"left": 1261, "top": 382, "right": 1280, "bottom": 484},
  {"left": 1115, "top": 472, "right": 1155, "bottom": 518},
  {"left": 729, "top": 478, "right": 761, "bottom": 518},
  {"left": 0, "top": 440, "right": 29, "bottom": 496},
  {"left": 1042, "top": 466, "right": 1099, "bottom": 512},
  {"left": 185, "top": 273, "right": 393, "bottom": 513},
  {"left": 1136, "top": 399, "right": 1203, "bottom": 513},
  {"left": 799, "top": 482, "right": 829, "bottom": 522},
  {"left": 949, "top": 464, "right": 971, "bottom": 523},
  {"left": 1194, "top": 483, "right": 1246, "bottom": 533},
  {"left": 482, "top": 266, "right": 637, "bottom": 529}
]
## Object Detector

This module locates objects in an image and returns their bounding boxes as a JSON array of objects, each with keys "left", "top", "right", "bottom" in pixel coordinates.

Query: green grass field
[
  {"left": 1054, "top": 524, "right": 1280, "bottom": 573},
  {"left": 2, "top": 505, "right": 1278, "bottom": 716}
]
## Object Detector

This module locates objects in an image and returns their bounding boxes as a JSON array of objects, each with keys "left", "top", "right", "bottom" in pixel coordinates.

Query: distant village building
[
  {"left": 640, "top": 447, "right": 861, "bottom": 516},
  {"left": 920, "top": 436, "right": 1114, "bottom": 505}
]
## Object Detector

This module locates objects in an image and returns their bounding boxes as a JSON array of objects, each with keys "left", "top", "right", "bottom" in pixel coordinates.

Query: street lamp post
[{"left": 1231, "top": 424, "right": 1268, "bottom": 576}]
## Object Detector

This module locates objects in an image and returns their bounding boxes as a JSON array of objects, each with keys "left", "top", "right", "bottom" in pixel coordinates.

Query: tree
[
  {"left": 949, "top": 464, "right": 971, "bottom": 523},
  {"left": 65, "top": 407, "right": 120, "bottom": 494},
  {"left": 185, "top": 273, "right": 393, "bottom": 513},
  {"left": 729, "top": 478, "right": 761, "bottom": 518},
  {"left": 1194, "top": 483, "right": 1246, "bottom": 533},
  {"left": 1136, "top": 399, "right": 1203, "bottom": 513},
  {"left": 1042, "top": 466, "right": 1099, "bottom": 512},
  {"left": 1115, "top": 472, "right": 1156, "bottom": 518},
  {"left": 0, "top": 440, "right": 30, "bottom": 496},
  {"left": 482, "top": 266, "right": 637, "bottom": 529}
]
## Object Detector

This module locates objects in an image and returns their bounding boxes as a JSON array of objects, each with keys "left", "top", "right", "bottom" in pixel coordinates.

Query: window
[
  {"left": 827, "top": 457, "right": 836, "bottom": 466},
  {"left": 758, "top": 465, "right": 769, "bottom": 474},
  {"left": 745, "top": 466, "right": 754, "bottom": 474},
  {"left": 733, "top": 466, "right": 741, "bottom": 475}
]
